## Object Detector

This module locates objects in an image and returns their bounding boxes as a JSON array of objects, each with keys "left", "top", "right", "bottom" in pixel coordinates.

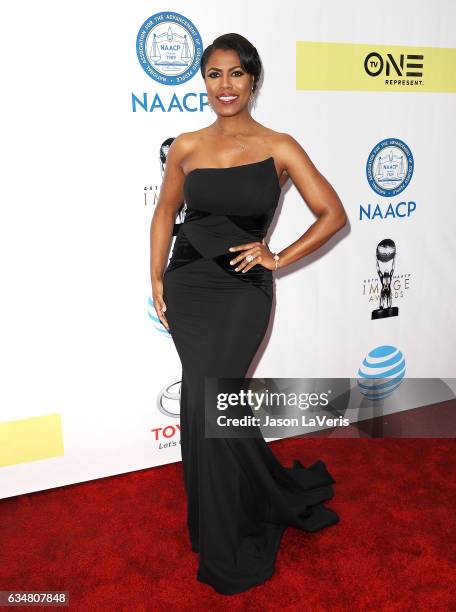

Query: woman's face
[{"left": 204, "top": 48, "right": 254, "bottom": 115}]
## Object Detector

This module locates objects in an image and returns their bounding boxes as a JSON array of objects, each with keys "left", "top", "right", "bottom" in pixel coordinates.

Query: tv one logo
[{"left": 364, "top": 52, "right": 424, "bottom": 78}]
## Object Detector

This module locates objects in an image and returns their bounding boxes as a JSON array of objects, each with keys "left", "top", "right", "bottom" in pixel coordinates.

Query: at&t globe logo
[
  {"left": 357, "top": 344, "right": 406, "bottom": 399},
  {"left": 136, "top": 12, "right": 203, "bottom": 85}
]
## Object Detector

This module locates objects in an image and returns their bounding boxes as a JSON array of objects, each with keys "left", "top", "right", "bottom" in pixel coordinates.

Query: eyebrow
[{"left": 207, "top": 65, "right": 243, "bottom": 71}]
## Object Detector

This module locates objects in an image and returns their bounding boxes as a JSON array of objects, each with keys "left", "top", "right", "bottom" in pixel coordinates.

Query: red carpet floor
[{"left": 1, "top": 437, "right": 454, "bottom": 611}]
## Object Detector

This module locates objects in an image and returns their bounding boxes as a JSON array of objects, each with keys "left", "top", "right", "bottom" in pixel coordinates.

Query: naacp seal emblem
[
  {"left": 136, "top": 12, "right": 203, "bottom": 85},
  {"left": 366, "top": 138, "right": 414, "bottom": 197}
]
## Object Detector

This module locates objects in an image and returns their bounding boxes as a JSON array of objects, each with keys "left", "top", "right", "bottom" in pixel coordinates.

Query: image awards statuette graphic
[{"left": 372, "top": 239, "right": 399, "bottom": 320}]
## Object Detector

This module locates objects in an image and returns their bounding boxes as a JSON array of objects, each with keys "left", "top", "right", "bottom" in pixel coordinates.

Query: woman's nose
[{"left": 221, "top": 74, "right": 233, "bottom": 88}]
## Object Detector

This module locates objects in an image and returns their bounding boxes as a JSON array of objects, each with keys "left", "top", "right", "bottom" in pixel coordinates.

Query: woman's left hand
[{"left": 228, "top": 238, "right": 276, "bottom": 273}]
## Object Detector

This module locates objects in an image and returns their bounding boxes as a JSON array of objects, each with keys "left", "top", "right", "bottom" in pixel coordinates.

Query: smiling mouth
[{"left": 216, "top": 95, "right": 239, "bottom": 104}]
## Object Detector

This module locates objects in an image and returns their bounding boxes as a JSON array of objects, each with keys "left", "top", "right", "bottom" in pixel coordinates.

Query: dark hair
[{"left": 200, "top": 33, "right": 262, "bottom": 94}]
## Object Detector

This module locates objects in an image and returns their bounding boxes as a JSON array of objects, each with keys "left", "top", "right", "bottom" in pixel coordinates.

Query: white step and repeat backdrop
[{"left": 1, "top": 1, "right": 455, "bottom": 498}]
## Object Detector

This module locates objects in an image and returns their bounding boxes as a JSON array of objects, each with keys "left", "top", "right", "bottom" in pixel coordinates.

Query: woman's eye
[{"left": 208, "top": 71, "right": 244, "bottom": 78}]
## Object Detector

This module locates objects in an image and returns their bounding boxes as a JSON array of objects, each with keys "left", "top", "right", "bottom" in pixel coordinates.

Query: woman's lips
[{"left": 216, "top": 95, "right": 239, "bottom": 105}]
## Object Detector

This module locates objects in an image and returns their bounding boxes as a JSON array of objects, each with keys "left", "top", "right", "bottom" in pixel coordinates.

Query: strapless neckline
[{"left": 185, "top": 156, "right": 280, "bottom": 189}]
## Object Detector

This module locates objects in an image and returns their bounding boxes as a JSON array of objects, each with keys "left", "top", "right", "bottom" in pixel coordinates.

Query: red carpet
[{"left": 1, "top": 437, "right": 454, "bottom": 611}]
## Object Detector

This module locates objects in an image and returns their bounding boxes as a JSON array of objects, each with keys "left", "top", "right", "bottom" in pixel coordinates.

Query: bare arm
[
  {"left": 275, "top": 134, "right": 347, "bottom": 269},
  {"left": 150, "top": 135, "right": 188, "bottom": 330}
]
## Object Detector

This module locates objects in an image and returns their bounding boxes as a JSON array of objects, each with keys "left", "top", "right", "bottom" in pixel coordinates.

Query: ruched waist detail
[
  {"left": 165, "top": 208, "right": 274, "bottom": 300},
  {"left": 184, "top": 206, "right": 275, "bottom": 240}
]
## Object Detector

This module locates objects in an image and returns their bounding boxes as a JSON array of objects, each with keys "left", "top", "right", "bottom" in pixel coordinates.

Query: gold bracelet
[{"left": 273, "top": 253, "right": 280, "bottom": 270}]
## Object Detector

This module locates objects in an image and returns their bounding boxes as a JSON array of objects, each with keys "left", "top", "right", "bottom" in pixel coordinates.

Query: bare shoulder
[
  {"left": 166, "top": 127, "right": 210, "bottom": 168},
  {"left": 257, "top": 128, "right": 312, "bottom": 173},
  {"left": 271, "top": 131, "right": 320, "bottom": 177},
  {"left": 272, "top": 131, "right": 307, "bottom": 158},
  {"left": 167, "top": 130, "right": 198, "bottom": 159}
]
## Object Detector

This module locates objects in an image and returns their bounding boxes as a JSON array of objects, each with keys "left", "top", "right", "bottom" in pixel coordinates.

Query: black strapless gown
[{"left": 162, "top": 157, "right": 339, "bottom": 595}]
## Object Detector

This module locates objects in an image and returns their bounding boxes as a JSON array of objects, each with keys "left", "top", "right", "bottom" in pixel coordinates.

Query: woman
[{"left": 150, "top": 33, "right": 347, "bottom": 595}]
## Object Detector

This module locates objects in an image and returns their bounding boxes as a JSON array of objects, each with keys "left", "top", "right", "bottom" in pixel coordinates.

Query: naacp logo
[
  {"left": 366, "top": 138, "right": 414, "bottom": 197},
  {"left": 136, "top": 12, "right": 203, "bottom": 85}
]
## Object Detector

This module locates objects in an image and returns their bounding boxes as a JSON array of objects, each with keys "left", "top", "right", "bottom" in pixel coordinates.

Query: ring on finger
[{"left": 245, "top": 248, "right": 260, "bottom": 263}]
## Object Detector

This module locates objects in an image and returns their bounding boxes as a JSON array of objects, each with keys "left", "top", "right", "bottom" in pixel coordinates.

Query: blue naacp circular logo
[
  {"left": 357, "top": 344, "right": 406, "bottom": 400},
  {"left": 366, "top": 138, "right": 414, "bottom": 197},
  {"left": 136, "top": 12, "right": 203, "bottom": 85}
]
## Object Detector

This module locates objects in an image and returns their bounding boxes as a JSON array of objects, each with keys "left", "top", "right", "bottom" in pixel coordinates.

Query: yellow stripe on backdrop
[
  {"left": 296, "top": 41, "right": 456, "bottom": 92},
  {"left": 0, "top": 414, "right": 64, "bottom": 467}
]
